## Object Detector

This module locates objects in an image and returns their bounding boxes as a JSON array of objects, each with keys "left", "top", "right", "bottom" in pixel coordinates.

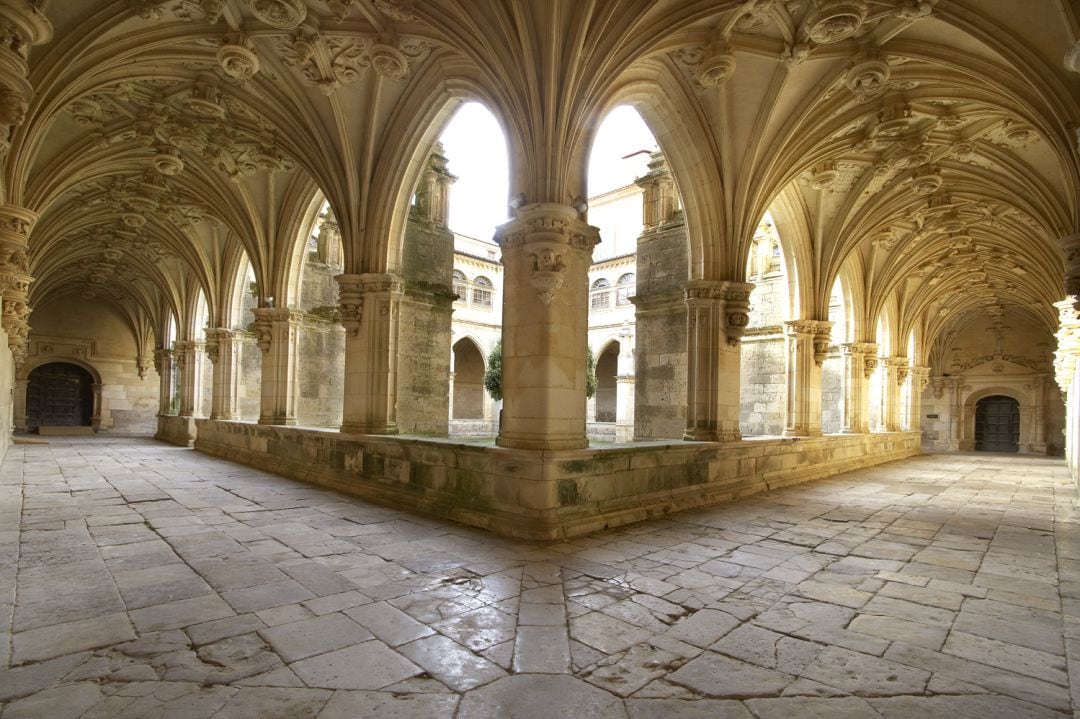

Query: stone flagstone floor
[{"left": 0, "top": 437, "right": 1077, "bottom": 718}]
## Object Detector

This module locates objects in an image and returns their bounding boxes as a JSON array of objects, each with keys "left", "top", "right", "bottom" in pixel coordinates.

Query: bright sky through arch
[
  {"left": 588, "top": 106, "right": 659, "bottom": 196},
  {"left": 439, "top": 102, "right": 509, "bottom": 241},
  {"left": 439, "top": 103, "right": 659, "bottom": 243}
]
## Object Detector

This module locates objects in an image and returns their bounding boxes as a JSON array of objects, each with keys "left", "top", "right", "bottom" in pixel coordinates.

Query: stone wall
[
  {"left": 156, "top": 415, "right": 196, "bottom": 447},
  {"left": 195, "top": 419, "right": 920, "bottom": 541},
  {"left": 398, "top": 220, "right": 455, "bottom": 434},
  {"left": 921, "top": 311, "right": 1062, "bottom": 455},
  {"left": 238, "top": 336, "right": 261, "bottom": 421},
  {"left": 633, "top": 222, "right": 688, "bottom": 439},
  {"left": 739, "top": 329, "right": 785, "bottom": 436},
  {"left": 297, "top": 317, "right": 344, "bottom": 427},
  {"left": 821, "top": 353, "right": 842, "bottom": 434}
]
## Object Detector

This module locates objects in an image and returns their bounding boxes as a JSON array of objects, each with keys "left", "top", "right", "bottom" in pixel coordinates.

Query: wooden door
[
  {"left": 975, "top": 395, "right": 1019, "bottom": 452},
  {"left": 26, "top": 363, "right": 93, "bottom": 429}
]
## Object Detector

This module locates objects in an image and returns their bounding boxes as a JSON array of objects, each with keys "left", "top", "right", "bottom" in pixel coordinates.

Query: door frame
[
  {"left": 973, "top": 394, "right": 1020, "bottom": 452},
  {"left": 17, "top": 358, "right": 103, "bottom": 431}
]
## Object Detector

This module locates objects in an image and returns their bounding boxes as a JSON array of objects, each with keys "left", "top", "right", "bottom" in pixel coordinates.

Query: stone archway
[
  {"left": 595, "top": 342, "right": 619, "bottom": 423},
  {"left": 25, "top": 362, "right": 95, "bottom": 431},
  {"left": 974, "top": 395, "right": 1020, "bottom": 452},
  {"left": 452, "top": 338, "right": 485, "bottom": 420}
]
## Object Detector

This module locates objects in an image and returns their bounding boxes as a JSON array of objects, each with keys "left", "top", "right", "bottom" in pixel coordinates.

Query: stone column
[
  {"left": 252, "top": 307, "right": 303, "bottom": 426},
  {"left": 908, "top": 366, "right": 930, "bottom": 433},
  {"left": 877, "top": 357, "right": 906, "bottom": 432},
  {"left": 782, "top": 320, "right": 832, "bottom": 437},
  {"left": 205, "top": 328, "right": 241, "bottom": 420},
  {"left": 154, "top": 348, "right": 175, "bottom": 415},
  {"left": 1033, "top": 376, "right": 1047, "bottom": 453},
  {"left": 493, "top": 203, "right": 598, "bottom": 450},
  {"left": 615, "top": 324, "right": 635, "bottom": 443},
  {"left": 173, "top": 340, "right": 205, "bottom": 417},
  {"left": 0, "top": 206, "right": 37, "bottom": 371},
  {"left": 838, "top": 342, "right": 873, "bottom": 433},
  {"left": 0, "top": 2, "right": 51, "bottom": 157},
  {"left": 948, "top": 377, "right": 964, "bottom": 450},
  {"left": 1056, "top": 298, "right": 1080, "bottom": 469},
  {"left": 12, "top": 376, "right": 25, "bottom": 430},
  {"left": 90, "top": 382, "right": 103, "bottom": 430},
  {"left": 684, "top": 280, "right": 753, "bottom": 442},
  {"left": 337, "top": 274, "right": 403, "bottom": 435}
]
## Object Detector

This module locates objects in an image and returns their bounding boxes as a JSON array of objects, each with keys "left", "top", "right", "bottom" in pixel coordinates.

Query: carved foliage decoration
[{"left": 248, "top": 0, "right": 307, "bottom": 29}]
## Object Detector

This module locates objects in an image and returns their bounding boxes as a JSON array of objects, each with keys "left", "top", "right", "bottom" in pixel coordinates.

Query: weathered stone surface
[{"left": 458, "top": 675, "right": 628, "bottom": 719}]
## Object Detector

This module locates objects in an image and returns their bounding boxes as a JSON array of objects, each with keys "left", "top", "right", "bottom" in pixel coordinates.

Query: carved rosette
[
  {"left": 217, "top": 33, "right": 260, "bottom": 81},
  {"left": 248, "top": 0, "right": 307, "bottom": 28},
  {"left": 806, "top": 0, "right": 867, "bottom": 44},
  {"left": 696, "top": 40, "right": 736, "bottom": 87},
  {"left": 845, "top": 49, "right": 890, "bottom": 102}
]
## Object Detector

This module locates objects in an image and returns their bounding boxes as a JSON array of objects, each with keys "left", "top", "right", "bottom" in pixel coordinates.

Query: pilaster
[
  {"left": 615, "top": 323, "right": 635, "bottom": 443},
  {"left": 783, "top": 320, "right": 833, "bottom": 437},
  {"left": 173, "top": 340, "right": 205, "bottom": 417},
  {"left": 878, "top": 356, "right": 907, "bottom": 432},
  {"left": 337, "top": 273, "right": 403, "bottom": 435},
  {"left": 205, "top": 328, "right": 241, "bottom": 420},
  {"left": 838, "top": 342, "right": 873, "bottom": 433},
  {"left": 154, "top": 348, "right": 175, "bottom": 416},
  {"left": 493, "top": 203, "right": 598, "bottom": 450},
  {"left": 684, "top": 279, "right": 753, "bottom": 442},
  {"left": 1055, "top": 297, "right": 1080, "bottom": 473},
  {"left": 252, "top": 307, "right": 304, "bottom": 426},
  {"left": 908, "top": 366, "right": 930, "bottom": 434}
]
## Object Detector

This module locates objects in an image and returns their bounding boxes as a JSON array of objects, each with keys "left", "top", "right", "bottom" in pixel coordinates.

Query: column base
[
  {"left": 496, "top": 434, "right": 588, "bottom": 450},
  {"left": 683, "top": 429, "right": 741, "bottom": 443},
  {"left": 340, "top": 422, "right": 398, "bottom": 436},
  {"left": 259, "top": 417, "right": 297, "bottom": 426}
]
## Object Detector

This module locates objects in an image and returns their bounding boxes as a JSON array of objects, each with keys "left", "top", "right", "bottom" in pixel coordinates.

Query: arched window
[
  {"left": 616, "top": 273, "right": 635, "bottom": 306},
  {"left": 453, "top": 270, "right": 467, "bottom": 302},
  {"left": 472, "top": 276, "right": 493, "bottom": 308},
  {"left": 591, "top": 278, "right": 611, "bottom": 310}
]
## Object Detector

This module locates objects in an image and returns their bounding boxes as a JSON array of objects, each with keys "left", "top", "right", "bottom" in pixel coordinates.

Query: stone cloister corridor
[{"left": 0, "top": 437, "right": 1075, "bottom": 718}]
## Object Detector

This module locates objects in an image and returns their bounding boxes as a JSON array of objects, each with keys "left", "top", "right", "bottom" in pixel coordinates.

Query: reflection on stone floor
[{"left": 0, "top": 438, "right": 1075, "bottom": 717}]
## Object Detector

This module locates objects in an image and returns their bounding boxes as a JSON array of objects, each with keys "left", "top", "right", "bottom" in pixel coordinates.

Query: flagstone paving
[{"left": 0, "top": 437, "right": 1077, "bottom": 717}]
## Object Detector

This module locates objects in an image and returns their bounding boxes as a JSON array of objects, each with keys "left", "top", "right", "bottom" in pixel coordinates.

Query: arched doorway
[
  {"left": 975, "top": 395, "right": 1020, "bottom": 452},
  {"left": 26, "top": 362, "right": 94, "bottom": 431},
  {"left": 452, "top": 339, "right": 485, "bottom": 420},
  {"left": 595, "top": 342, "right": 619, "bottom": 422}
]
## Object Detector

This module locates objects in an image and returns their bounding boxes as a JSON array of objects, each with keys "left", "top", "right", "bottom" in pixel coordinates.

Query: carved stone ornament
[
  {"left": 1066, "top": 41, "right": 1080, "bottom": 74},
  {"left": 806, "top": 0, "right": 867, "bottom": 44},
  {"left": 696, "top": 40, "right": 736, "bottom": 87},
  {"left": 529, "top": 245, "right": 566, "bottom": 306},
  {"left": 153, "top": 146, "right": 184, "bottom": 175},
  {"left": 217, "top": 34, "right": 260, "bottom": 81},
  {"left": 370, "top": 42, "right": 409, "bottom": 81},
  {"left": 845, "top": 50, "right": 890, "bottom": 102},
  {"left": 863, "top": 356, "right": 879, "bottom": 379},
  {"left": 910, "top": 164, "right": 942, "bottom": 195},
  {"left": 373, "top": 0, "right": 416, "bottom": 22},
  {"left": 248, "top": 0, "right": 307, "bottom": 29},
  {"left": 721, "top": 281, "right": 754, "bottom": 346},
  {"left": 897, "top": 366, "right": 911, "bottom": 385}
]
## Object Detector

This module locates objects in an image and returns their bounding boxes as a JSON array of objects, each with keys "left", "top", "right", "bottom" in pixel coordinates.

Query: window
[
  {"left": 452, "top": 270, "right": 467, "bottom": 302},
  {"left": 472, "top": 276, "right": 493, "bottom": 308},
  {"left": 591, "top": 278, "right": 611, "bottom": 310},
  {"left": 616, "top": 273, "right": 635, "bottom": 305}
]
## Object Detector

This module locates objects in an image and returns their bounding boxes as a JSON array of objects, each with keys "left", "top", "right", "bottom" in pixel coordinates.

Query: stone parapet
[
  {"left": 156, "top": 415, "right": 197, "bottom": 447},
  {"left": 194, "top": 420, "right": 920, "bottom": 541}
]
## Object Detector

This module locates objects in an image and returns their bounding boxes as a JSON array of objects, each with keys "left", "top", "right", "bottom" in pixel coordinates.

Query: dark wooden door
[
  {"left": 975, "top": 395, "right": 1019, "bottom": 452},
  {"left": 26, "top": 363, "right": 93, "bottom": 429}
]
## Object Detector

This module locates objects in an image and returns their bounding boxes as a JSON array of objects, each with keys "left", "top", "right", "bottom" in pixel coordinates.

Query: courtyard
[{"left": 0, "top": 438, "right": 1075, "bottom": 718}]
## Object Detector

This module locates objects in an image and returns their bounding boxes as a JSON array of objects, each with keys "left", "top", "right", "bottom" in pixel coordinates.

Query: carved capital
[{"left": 495, "top": 203, "right": 598, "bottom": 306}]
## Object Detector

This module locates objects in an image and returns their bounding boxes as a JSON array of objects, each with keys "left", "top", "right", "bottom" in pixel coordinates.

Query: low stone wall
[
  {"left": 194, "top": 420, "right": 920, "bottom": 541},
  {"left": 156, "top": 415, "right": 197, "bottom": 447}
]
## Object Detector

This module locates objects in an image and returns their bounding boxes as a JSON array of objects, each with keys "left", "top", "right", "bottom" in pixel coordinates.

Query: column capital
[
  {"left": 686, "top": 280, "right": 756, "bottom": 345},
  {"left": 495, "top": 203, "right": 599, "bottom": 307}
]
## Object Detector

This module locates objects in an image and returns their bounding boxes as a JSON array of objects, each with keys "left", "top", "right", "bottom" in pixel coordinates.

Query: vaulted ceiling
[{"left": 7, "top": 0, "right": 1080, "bottom": 363}]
